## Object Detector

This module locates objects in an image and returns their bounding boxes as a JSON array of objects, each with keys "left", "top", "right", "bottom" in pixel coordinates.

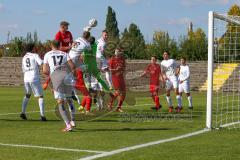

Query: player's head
[
  {"left": 51, "top": 40, "right": 60, "bottom": 50},
  {"left": 25, "top": 43, "right": 35, "bottom": 53},
  {"left": 115, "top": 47, "right": 124, "bottom": 57},
  {"left": 89, "top": 36, "right": 95, "bottom": 45},
  {"left": 60, "top": 21, "right": 69, "bottom": 32},
  {"left": 151, "top": 56, "right": 157, "bottom": 64},
  {"left": 102, "top": 30, "right": 108, "bottom": 41},
  {"left": 82, "top": 31, "right": 91, "bottom": 41},
  {"left": 163, "top": 51, "right": 169, "bottom": 60},
  {"left": 180, "top": 57, "right": 187, "bottom": 65}
]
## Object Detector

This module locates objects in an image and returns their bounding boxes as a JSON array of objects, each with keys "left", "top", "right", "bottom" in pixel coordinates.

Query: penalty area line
[
  {"left": 0, "top": 110, "right": 55, "bottom": 116},
  {"left": 78, "top": 129, "right": 211, "bottom": 160},
  {"left": 0, "top": 142, "right": 106, "bottom": 154}
]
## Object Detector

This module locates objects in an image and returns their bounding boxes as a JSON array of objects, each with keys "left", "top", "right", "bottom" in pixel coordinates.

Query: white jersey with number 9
[{"left": 22, "top": 52, "right": 43, "bottom": 82}]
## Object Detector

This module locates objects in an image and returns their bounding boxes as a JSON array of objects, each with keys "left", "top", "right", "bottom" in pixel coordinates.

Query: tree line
[{"left": 1, "top": 5, "right": 240, "bottom": 61}]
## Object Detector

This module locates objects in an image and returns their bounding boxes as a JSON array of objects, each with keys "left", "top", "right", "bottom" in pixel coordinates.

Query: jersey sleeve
[
  {"left": 43, "top": 54, "right": 49, "bottom": 64},
  {"left": 34, "top": 54, "right": 43, "bottom": 66},
  {"left": 69, "top": 32, "right": 73, "bottom": 43},
  {"left": 55, "top": 32, "right": 61, "bottom": 41},
  {"left": 66, "top": 53, "right": 71, "bottom": 61}
]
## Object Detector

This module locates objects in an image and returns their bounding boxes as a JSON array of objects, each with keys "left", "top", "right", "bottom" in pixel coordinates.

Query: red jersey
[
  {"left": 55, "top": 31, "right": 73, "bottom": 52},
  {"left": 145, "top": 63, "right": 161, "bottom": 86},
  {"left": 109, "top": 56, "right": 126, "bottom": 91}
]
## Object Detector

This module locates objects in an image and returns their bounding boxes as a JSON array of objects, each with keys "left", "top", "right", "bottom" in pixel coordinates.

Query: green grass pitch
[{"left": 0, "top": 87, "right": 239, "bottom": 160}]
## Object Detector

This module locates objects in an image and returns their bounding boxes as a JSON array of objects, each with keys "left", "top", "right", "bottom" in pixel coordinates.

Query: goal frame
[{"left": 207, "top": 11, "right": 240, "bottom": 129}]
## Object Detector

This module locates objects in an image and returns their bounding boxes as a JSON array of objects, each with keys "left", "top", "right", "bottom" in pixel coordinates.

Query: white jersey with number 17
[
  {"left": 22, "top": 52, "right": 43, "bottom": 82},
  {"left": 43, "top": 50, "right": 70, "bottom": 74},
  {"left": 161, "top": 59, "right": 179, "bottom": 78}
]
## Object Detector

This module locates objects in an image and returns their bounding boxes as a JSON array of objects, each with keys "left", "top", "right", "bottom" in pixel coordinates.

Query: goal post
[{"left": 207, "top": 11, "right": 240, "bottom": 129}]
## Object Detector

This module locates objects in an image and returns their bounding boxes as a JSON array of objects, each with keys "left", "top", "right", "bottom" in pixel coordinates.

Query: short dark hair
[
  {"left": 25, "top": 43, "right": 35, "bottom": 52},
  {"left": 83, "top": 31, "right": 91, "bottom": 39},
  {"left": 102, "top": 30, "right": 108, "bottom": 33},
  {"left": 60, "top": 21, "right": 69, "bottom": 26},
  {"left": 51, "top": 40, "right": 60, "bottom": 49},
  {"left": 181, "top": 57, "right": 187, "bottom": 61},
  {"left": 164, "top": 50, "right": 169, "bottom": 55},
  {"left": 151, "top": 56, "right": 157, "bottom": 59},
  {"left": 89, "top": 36, "right": 95, "bottom": 45}
]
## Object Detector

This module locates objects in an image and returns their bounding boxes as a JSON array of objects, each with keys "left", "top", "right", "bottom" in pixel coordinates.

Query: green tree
[
  {"left": 105, "top": 6, "right": 119, "bottom": 42},
  {"left": 179, "top": 28, "right": 207, "bottom": 61},
  {"left": 121, "top": 23, "right": 146, "bottom": 59},
  {"left": 146, "top": 31, "right": 178, "bottom": 60}
]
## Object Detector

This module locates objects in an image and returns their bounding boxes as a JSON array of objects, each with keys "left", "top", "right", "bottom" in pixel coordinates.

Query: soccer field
[{"left": 0, "top": 87, "right": 239, "bottom": 160}]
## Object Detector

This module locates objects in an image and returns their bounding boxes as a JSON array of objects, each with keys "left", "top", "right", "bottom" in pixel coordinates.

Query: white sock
[
  {"left": 105, "top": 71, "right": 113, "bottom": 88},
  {"left": 73, "top": 90, "right": 81, "bottom": 105},
  {"left": 38, "top": 98, "right": 45, "bottom": 117},
  {"left": 58, "top": 104, "right": 69, "bottom": 125},
  {"left": 97, "top": 95, "right": 104, "bottom": 109},
  {"left": 166, "top": 96, "right": 172, "bottom": 107},
  {"left": 176, "top": 95, "right": 182, "bottom": 107},
  {"left": 22, "top": 96, "right": 29, "bottom": 114},
  {"left": 68, "top": 102, "right": 75, "bottom": 121},
  {"left": 188, "top": 96, "right": 193, "bottom": 107}
]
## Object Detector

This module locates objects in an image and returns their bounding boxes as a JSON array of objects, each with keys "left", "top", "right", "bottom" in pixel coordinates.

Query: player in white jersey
[
  {"left": 43, "top": 40, "right": 76, "bottom": 132},
  {"left": 178, "top": 57, "right": 193, "bottom": 109},
  {"left": 21, "top": 43, "right": 46, "bottom": 121},
  {"left": 96, "top": 30, "right": 113, "bottom": 89},
  {"left": 161, "top": 51, "right": 182, "bottom": 113},
  {"left": 69, "top": 31, "right": 93, "bottom": 115}
]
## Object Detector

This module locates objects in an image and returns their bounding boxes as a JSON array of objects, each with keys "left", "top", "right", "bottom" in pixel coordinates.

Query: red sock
[
  {"left": 118, "top": 95, "right": 125, "bottom": 109},
  {"left": 109, "top": 92, "right": 118, "bottom": 106},
  {"left": 86, "top": 96, "right": 92, "bottom": 111},
  {"left": 81, "top": 97, "right": 86, "bottom": 107},
  {"left": 154, "top": 96, "right": 160, "bottom": 108}
]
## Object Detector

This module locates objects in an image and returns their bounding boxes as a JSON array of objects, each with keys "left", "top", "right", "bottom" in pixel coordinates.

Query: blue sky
[{"left": 0, "top": 0, "right": 239, "bottom": 43}]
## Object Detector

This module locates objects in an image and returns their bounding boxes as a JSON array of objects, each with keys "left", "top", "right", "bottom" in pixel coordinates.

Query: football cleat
[
  {"left": 188, "top": 106, "right": 193, "bottom": 110},
  {"left": 20, "top": 113, "right": 27, "bottom": 120},
  {"left": 62, "top": 124, "right": 72, "bottom": 132},
  {"left": 40, "top": 116, "right": 47, "bottom": 121},
  {"left": 168, "top": 107, "right": 174, "bottom": 113},
  {"left": 70, "top": 121, "right": 76, "bottom": 127},
  {"left": 78, "top": 106, "right": 85, "bottom": 113},
  {"left": 151, "top": 105, "right": 162, "bottom": 111},
  {"left": 116, "top": 108, "right": 124, "bottom": 113},
  {"left": 175, "top": 106, "right": 183, "bottom": 113},
  {"left": 85, "top": 111, "right": 95, "bottom": 116}
]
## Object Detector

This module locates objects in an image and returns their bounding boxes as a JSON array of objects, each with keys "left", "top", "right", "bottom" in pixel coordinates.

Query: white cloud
[{"left": 181, "top": 0, "right": 230, "bottom": 7}]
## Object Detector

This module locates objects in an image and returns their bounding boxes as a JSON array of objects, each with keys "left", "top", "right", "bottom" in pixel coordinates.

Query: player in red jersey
[
  {"left": 43, "top": 21, "right": 74, "bottom": 90},
  {"left": 108, "top": 48, "right": 126, "bottom": 112},
  {"left": 55, "top": 21, "right": 73, "bottom": 52},
  {"left": 141, "top": 56, "right": 163, "bottom": 111}
]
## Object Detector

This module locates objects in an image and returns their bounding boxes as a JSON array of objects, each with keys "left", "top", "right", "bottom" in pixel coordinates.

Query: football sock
[
  {"left": 154, "top": 96, "right": 160, "bottom": 108},
  {"left": 105, "top": 71, "right": 113, "bottom": 88},
  {"left": 58, "top": 104, "right": 69, "bottom": 125},
  {"left": 176, "top": 95, "right": 182, "bottom": 107},
  {"left": 188, "top": 96, "right": 193, "bottom": 107},
  {"left": 21, "top": 96, "right": 29, "bottom": 114},
  {"left": 38, "top": 98, "right": 45, "bottom": 117},
  {"left": 68, "top": 101, "right": 75, "bottom": 121},
  {"left": 86, "top": 96, "right": 92, "bottom": 111},
  {"left": 166, "top": 96, "right": 173, "bottom": 107}
]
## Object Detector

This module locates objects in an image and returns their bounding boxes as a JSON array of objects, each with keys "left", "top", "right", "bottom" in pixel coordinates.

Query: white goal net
[{"left": 207, "top": 11, "right": 240, "bottom": 129}]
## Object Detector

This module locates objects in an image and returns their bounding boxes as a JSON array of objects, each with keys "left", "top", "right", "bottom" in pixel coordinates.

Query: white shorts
[
  {"left": 165, "top": 76, "right": 179, "bottom": 90},
  {"left": 91, "top": 82, "right": 102, "bottom": 91},
  {"left": 179, "top": 81, "right": 190, "bottom": 93},
  {"left": 51, "top": 71, "right": 73, "bottom": 100},
  {"left": 97, "top": 57, "right": 109, "bottom": 70},
  {"left": 24, "top": 81, "right": 43, "bottom": 97}
]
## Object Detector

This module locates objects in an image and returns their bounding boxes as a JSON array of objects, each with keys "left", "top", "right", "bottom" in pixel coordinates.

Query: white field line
[
  {"left": 0, "top": 110, "right": 55, "bottom": 116},
  {"left": 78, "top": 129, "right": 211, "bottom": 160},
  {"left": 0, "top": 143, "right": 106, "bottom": 154},
  {"left": 220, "top": 121, "right": 240, "bottom": 128}
]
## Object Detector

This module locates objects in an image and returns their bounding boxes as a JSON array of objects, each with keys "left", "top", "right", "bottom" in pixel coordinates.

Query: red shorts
[
  {"left": 112, "top": 76, "right": 126, "bottom": 91},
  {"left": 149, "top": 85, "right": 159, "bottom": 94}
]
